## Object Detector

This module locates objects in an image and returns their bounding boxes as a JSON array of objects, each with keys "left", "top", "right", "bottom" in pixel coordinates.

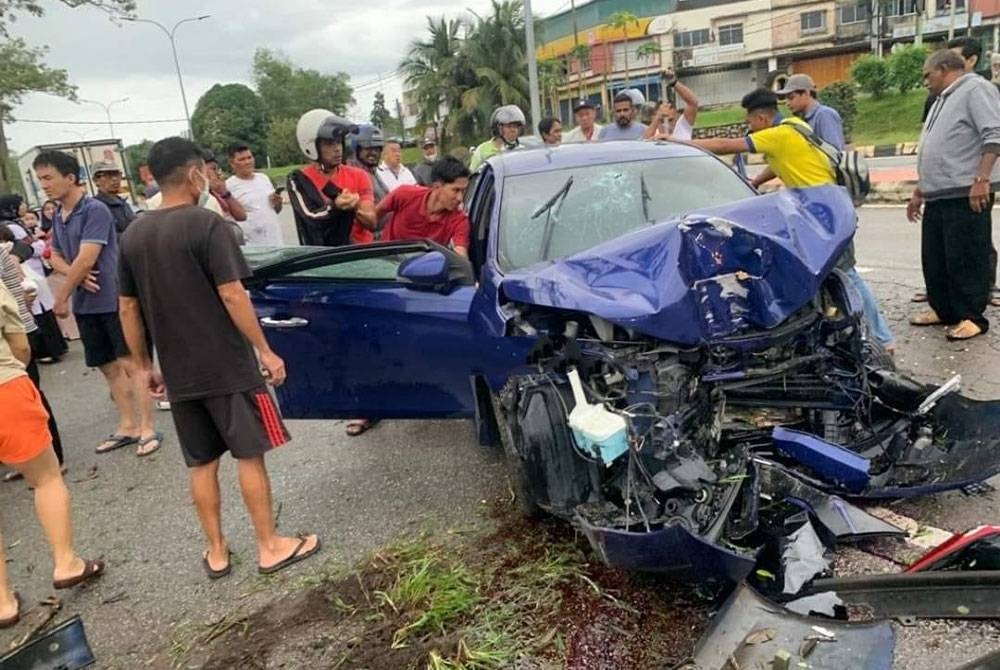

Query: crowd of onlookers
[{"left": 2, "top": 36, "right": 998, "bottom": 634}]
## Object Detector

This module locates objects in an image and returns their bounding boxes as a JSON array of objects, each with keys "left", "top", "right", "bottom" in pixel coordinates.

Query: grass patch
[
  {"left": 850, "top": 89, "right": 925, "bottom": 146},
  {"left": 180, "top": 503, "right": 712, "bottom": 669},
  {"left": 694, "top": 88, "right": 926, "bottom": 146}
]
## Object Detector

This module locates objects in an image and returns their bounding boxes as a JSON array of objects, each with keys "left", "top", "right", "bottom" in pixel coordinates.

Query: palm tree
[
  {"left": 569, "top": 43, "right": 590, "bottom": 100},
  {"left": 608, "top": 10, "right": 639, "bottom": 87},
  {"left": 460, "top": 0, "right": 529, "bottom": 142},
  {"left": 399, "top": 16, "right": 465, "bottom": 148},
  {"left": 538, "top": 58, "right": 566, "bottom": 117},
  {"left": 635, "top": 41, "right": 661, "bottom": 101}
]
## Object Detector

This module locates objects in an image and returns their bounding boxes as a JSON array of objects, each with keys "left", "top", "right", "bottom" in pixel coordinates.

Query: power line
[{"left": 13, "top": 118, "right": 188, "bottom": 125}]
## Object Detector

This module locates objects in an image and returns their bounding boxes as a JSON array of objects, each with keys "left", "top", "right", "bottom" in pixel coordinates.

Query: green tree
[
  {"left": 0, "top": 0, "right": 135, "bottom": 35},
  {"left": 123, "top": 139, "right": 153, "bottom": 188},
  {"left": 538, "top": 58, "right": 565, "bottom": 117},
  {"left": 370, "top": 91, "right": 392, "bottom": 130},
  {"left": 191, "top": 84, "right": 269, "bottom": 161},
  {"left": 889, "top": 44, "right": 929, "bottom": 94},
  {"left": 636, "top": 41, "right": 661, "bottom": 100},
  {"left": 0, "top": 38, "right": 75, "bottom": 191},
  {"left": 460, "top": 0, "right": 529, "bottom": 143},
  {"left": 252, "top": 48, "right": 354, "bottom": 121},
  {"left": 851, "top": 55, "right": 892, "bottom": 98},
  {"left": 608, "top": 10, "right": 639, "bottom": 86},
  {"left": 400, "top": 16, "right": 468, "bottom": 149},
  {"left": 819, "top": 82, "right": 857, "bottom": 139},
  {"left": 264, "top": 116, "right": 301, "bottom": 168},
  {"left": 569, "top": 43, "right": 590, "bottom": 99}
]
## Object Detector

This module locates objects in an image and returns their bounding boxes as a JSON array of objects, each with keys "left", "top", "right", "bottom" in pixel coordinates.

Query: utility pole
[
  {"left": 870, "top": 0, "right": 879, "bottom": 55},
  {"left": 948, "top": 0, "right": 957, "bottom": 40},
  {"left": 915, "top": 0, "right": 924, "bottom": 45},
  {"left": 524, "top": 0, "right": 542, "bottom": 138},
  {"left": 395, "top": 98, "right": 406, "bottom": 143}
]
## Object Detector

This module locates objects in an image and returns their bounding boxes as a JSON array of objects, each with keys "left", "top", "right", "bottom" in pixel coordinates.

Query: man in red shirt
[
  {"left": 287, "top": 109, "right": 377, "bottom": 246},
  {"left": 378, "top": 156, "right": 471, "bottom": 258}
]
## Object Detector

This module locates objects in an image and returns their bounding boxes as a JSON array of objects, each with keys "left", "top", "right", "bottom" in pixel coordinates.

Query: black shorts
[
  {"left": 76, "top": 312, "right": 129, "bottom": 368},
  {"left": 170, "top": 386, "right": 290, "bottom": 467}
]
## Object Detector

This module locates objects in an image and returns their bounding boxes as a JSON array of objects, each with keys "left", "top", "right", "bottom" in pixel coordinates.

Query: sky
[{"left": 5, "top": 0, "right": 571, "bottom": 155}]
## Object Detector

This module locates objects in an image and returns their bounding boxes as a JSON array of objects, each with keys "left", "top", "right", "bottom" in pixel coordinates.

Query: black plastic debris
[{"left": 0, "top": 615, "right": 95, "bottom": 669}]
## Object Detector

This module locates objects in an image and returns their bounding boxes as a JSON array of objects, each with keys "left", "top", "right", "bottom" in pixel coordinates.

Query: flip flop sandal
[
  {"left": 990, "top": 289, "right": 1000, "bottom": 307},
  {"left": 345, "top": 420, "right": 379, "bottom": 437},
  {"left": 258, "top": 535, "right": 322, "bottom": 575},
  {"left": 136, "top": 432, "right": 164, "bottom": 457},
  {"left": 0, "top": 592, "right": 22, "bottom": 629},
  {"left": 909, "top": 311, "right": 943, "bottom": 326},
  {"left": 202, "top": 549, "right": 232, "bottom": 580},
  {"left": 911, "top": 292, "right": 929, "bottom": 303},
  {"left": 946, "top": 321, "right": 984, "bottom": 341},
  {"left": 96, "top": 434, "right": 138, "bottom": 454},
  {"left": 3, "top": 470, "right": 23, "bottom": 483},
  {"left": 53, "top": 559, "right": 105, "bottom": 590}
]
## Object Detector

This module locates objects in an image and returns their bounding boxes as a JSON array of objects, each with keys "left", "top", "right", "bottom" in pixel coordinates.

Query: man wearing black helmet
[
  {"left": 347, "top": 124, "right": 390, "bottom": 244},
  {"left": 287, "top": 109, "right": 377, "bottom": 247},
  {"left": 469, "top": 105, "right": 526, "bottom": 171}
]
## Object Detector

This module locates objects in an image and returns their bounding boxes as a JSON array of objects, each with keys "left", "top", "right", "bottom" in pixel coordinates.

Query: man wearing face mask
[
  {"left": 118, "top": 136, "right": 321, "bottom": 579},
  {"left": 287, "top": 109, "right": 377, "bottom": 247},
  {"left": 412, "top": 136, "right": 438, "bottom": 186}
]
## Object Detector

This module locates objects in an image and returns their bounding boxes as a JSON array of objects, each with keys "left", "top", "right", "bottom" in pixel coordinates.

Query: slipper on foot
[
  {"left": 53, "top": 559, "right": 105, "bottom": 590},
  {"left": 136, "top": 432, "right": 164, "bottom": 457},
  {"left": 258, "top": 535, "right": 321, "bottom": 575},
  {"left": 202, "top": 549, "right": 232, "bottom": 580},
  {"left": 910, "top": 310, "right": 943, "bottom": 326},
  {"left": 0, "top": 592, "right": 22, "bottom": 629},
  {"left": 946, "top": 320, "right": 984, "bottom": 341},
  {"left": 911, "top": 292, "right": 929, "bottom": 303},
  {"left": 96, "top": 434, "right": 138, "bottom": 454},
  {"left": 346, "top": 420, "right": 379, "bottom": 437}
]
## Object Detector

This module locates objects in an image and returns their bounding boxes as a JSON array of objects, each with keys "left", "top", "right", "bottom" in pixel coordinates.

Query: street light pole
[
  {"left": 524, "top": 0, "right": 542, "bottom": 137},
  {"left": 123, "top": 15, "right": 211, "bottom": 140},
  {"left": 80, "top": 97, "right": 129, "bottom": 138}
]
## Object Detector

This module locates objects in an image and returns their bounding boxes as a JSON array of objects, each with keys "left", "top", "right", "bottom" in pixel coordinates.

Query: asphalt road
[{"left": 1, "top": 206, "right": 999, "bottom": 669}]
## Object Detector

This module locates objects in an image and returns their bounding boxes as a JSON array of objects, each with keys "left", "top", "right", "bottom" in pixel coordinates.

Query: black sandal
[
  {"left": 202, "top": 549, "right": 232, "bottom": 580},
  {"left": 53, "top": 559, "right": 105, "bottom": 590},
  {"left": 258, "top": 535, "right": 321, "bottom": 575}
]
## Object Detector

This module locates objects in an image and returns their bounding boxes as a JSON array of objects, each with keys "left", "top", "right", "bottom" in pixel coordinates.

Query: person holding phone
[{"left": 225, "top": 143, "right": 284, "bottom": 246}]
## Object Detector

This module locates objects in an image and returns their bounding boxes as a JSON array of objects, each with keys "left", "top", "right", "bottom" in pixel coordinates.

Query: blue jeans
[{"left": 846, "top": 268, "right": 894, "bottom": 347}]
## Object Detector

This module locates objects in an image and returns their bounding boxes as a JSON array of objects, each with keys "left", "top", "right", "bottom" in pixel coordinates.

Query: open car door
[{"left": 246, "top": 241, "right": 494, "bottom": 420}]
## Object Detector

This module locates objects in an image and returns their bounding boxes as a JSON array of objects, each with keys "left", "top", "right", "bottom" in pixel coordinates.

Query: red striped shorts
[{"left": 169, "top": 386, "right": 290, "bottom": 467}]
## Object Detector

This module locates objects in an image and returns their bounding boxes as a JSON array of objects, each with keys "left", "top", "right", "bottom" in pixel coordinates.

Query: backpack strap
[{"left": 781, "top": 119, "right": 841, "bottom": 163}]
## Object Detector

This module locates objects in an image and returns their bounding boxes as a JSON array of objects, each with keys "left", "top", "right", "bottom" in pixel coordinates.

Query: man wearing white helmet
[
  {"left": 469, "top": 105, "right": 525, "bottom": 171},
  {"left": 286, "top": 109, "right": 377, "bottom": 247}
]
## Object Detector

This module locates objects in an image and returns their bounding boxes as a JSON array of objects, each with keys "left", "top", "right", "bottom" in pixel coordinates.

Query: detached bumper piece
[
  {"left": 0, "top": 615, "right": 96, "bottom": 670},
  {"left": 674, "top": 582, "right": 895, "bottom": 670}
]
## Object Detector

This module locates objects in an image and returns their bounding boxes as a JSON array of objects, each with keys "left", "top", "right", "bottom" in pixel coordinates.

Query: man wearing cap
[
  {"left": 92, "top": 161, "right": 136, "bottom": 237},
  {"left": 563, "top": 99, "right": 603, "bottom": 143},
  {"left": 777, "top": 74, "right": 844, "bottom": 151},
  {"left": 412, "top": 137, "right": 439, "bottom": 186}
]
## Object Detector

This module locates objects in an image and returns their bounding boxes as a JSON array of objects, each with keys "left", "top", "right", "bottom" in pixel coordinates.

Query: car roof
[{"left": 486, "top": 140, "right": 711, "bottom": 178}]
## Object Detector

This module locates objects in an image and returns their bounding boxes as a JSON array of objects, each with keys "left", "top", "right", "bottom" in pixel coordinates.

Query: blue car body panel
[
  {"left": 498, "top": 185, "right": 857, "bottom": 345},
  {"left": 772, "top": 426, "right": 872, "bottom": 494}
]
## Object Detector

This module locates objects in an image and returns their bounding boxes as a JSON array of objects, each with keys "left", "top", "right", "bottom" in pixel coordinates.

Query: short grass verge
[{"left": 173, "top": 501, "right": 712, "bottom": 670}]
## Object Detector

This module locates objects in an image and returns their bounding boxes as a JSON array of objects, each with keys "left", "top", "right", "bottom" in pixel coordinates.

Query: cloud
[{"left": 5, "top": 0, "right": 568, "bottom": 150}]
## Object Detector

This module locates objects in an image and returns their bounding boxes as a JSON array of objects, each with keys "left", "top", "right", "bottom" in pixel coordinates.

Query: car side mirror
[{"left": 397, "top": 251, "right": 452, "bottom": 293}]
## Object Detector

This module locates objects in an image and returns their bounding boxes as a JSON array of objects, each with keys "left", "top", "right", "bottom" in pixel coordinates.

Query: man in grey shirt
[
  {"left": 777, "top": 74, "right": 845, "bottom": 150},
  {"left": 907, "top": 49, "right": 1000, "bottom": 341},
  {"left": 598, "top": 92, "right": 647, "bottom": 141}
]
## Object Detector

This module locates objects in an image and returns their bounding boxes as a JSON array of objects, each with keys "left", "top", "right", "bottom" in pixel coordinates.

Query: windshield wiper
[
  {"left": 534, "top": 176, "right": 574, "bottom": 261},
  {"left": 640, "top": 172, "right": 652, "bottom": 222}
]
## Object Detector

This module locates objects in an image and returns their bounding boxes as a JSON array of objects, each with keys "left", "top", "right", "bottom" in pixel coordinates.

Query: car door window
[{"left": 284, "top": 251, "right": 424, "bottom": 280}]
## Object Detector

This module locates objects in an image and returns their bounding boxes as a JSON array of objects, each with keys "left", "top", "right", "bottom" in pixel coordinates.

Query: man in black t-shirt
[{"left": 118, "top": 137, "right": 321, "bottom": 580}]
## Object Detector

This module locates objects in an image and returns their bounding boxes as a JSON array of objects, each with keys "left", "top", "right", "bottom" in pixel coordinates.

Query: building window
[
  {"left": 935, "top": 0, "right": 965, "bottom": 10},
  {"left": 839, "top": 2, "right": 871, "bottom": 24},
  {"left": 718, "top": 23, "right": 744, "bottom": 46},
  {"left": 885, "top": 0, "right": 918, "bottom": 15},
  {"left": 674, "top": 28, "right": 711, "bottom": 48},
  {"left": 801, "top": 10, "right": 827, "bottom": 32}
]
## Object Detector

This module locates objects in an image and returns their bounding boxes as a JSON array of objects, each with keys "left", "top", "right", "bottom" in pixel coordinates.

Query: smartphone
[{"left": 274, "top": 186, "right": 286, "bottom": 195}]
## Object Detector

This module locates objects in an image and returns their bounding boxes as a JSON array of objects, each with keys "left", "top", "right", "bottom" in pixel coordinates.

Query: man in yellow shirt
[{"left": 692, "top": 88, "right": 835, "bottom": 187}]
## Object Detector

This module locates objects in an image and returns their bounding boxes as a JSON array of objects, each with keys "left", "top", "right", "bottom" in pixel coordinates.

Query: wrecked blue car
[{"left": 247, "top": 142, "right": 1000, "bottom": 582}]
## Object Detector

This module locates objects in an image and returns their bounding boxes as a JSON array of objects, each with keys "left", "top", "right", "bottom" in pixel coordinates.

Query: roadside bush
[
  {"left": 819, "top": 82, "right": 858, "bottom": 139},
  {"left": 889, "top": 44, "right": 930, "bottom": 94},
  {"left": 851, "top": 55, "right": 892, "bottom": 98}
]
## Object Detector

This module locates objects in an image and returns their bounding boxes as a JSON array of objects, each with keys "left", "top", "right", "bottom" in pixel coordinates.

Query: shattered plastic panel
[
  {"left": 685, "top": 582, "right": 894, "bottom": 670},
  {"left": 499, "top": 186, "right": 857, "bottom": 345}
]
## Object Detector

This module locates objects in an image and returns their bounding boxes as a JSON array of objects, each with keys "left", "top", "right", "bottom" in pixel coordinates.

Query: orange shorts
[{"left": 0, "top": 375, "right": 51, "bottom": 465}]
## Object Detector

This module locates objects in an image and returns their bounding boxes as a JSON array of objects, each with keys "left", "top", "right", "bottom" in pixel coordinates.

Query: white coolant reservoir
[{"left": 566, "top": 368, "right": 629, "bottom": 466}]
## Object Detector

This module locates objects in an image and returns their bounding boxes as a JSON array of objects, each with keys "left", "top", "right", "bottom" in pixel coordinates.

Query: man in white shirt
[
  {"left": 562, "top": 99, "right": 602, "bottom": 143},
  {"left": 225, "top": 143, "right": 284, "bottom": 246},
  {"left": 645, "top": 76, "right": 700, "bottom": 141},
  {"left": 375, "top": 140, "right": 417, "bottom": 193}
]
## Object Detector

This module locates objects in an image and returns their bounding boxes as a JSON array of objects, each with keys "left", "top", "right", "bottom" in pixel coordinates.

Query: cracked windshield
[{"left": 499, "top": 155, "right": 753, "bottom": 270}]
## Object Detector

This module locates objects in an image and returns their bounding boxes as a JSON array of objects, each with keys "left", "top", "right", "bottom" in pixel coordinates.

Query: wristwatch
[{"left": 974, "top": 176, "right": 990, "bottom": 184}]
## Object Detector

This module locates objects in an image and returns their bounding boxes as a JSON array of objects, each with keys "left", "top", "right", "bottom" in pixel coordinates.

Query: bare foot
[{"left": 0, "top": 591, "right": 18, "bottom": 621}]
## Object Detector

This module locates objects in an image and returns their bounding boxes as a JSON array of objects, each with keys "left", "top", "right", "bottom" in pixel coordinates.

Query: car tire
[{"left": 491, "top": 390, "right": 544, "bottom": 519}]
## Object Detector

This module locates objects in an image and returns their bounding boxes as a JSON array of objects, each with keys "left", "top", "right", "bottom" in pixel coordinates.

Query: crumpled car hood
[{"left": 500, "top": 186, "right": 857, "bottom": 345}]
